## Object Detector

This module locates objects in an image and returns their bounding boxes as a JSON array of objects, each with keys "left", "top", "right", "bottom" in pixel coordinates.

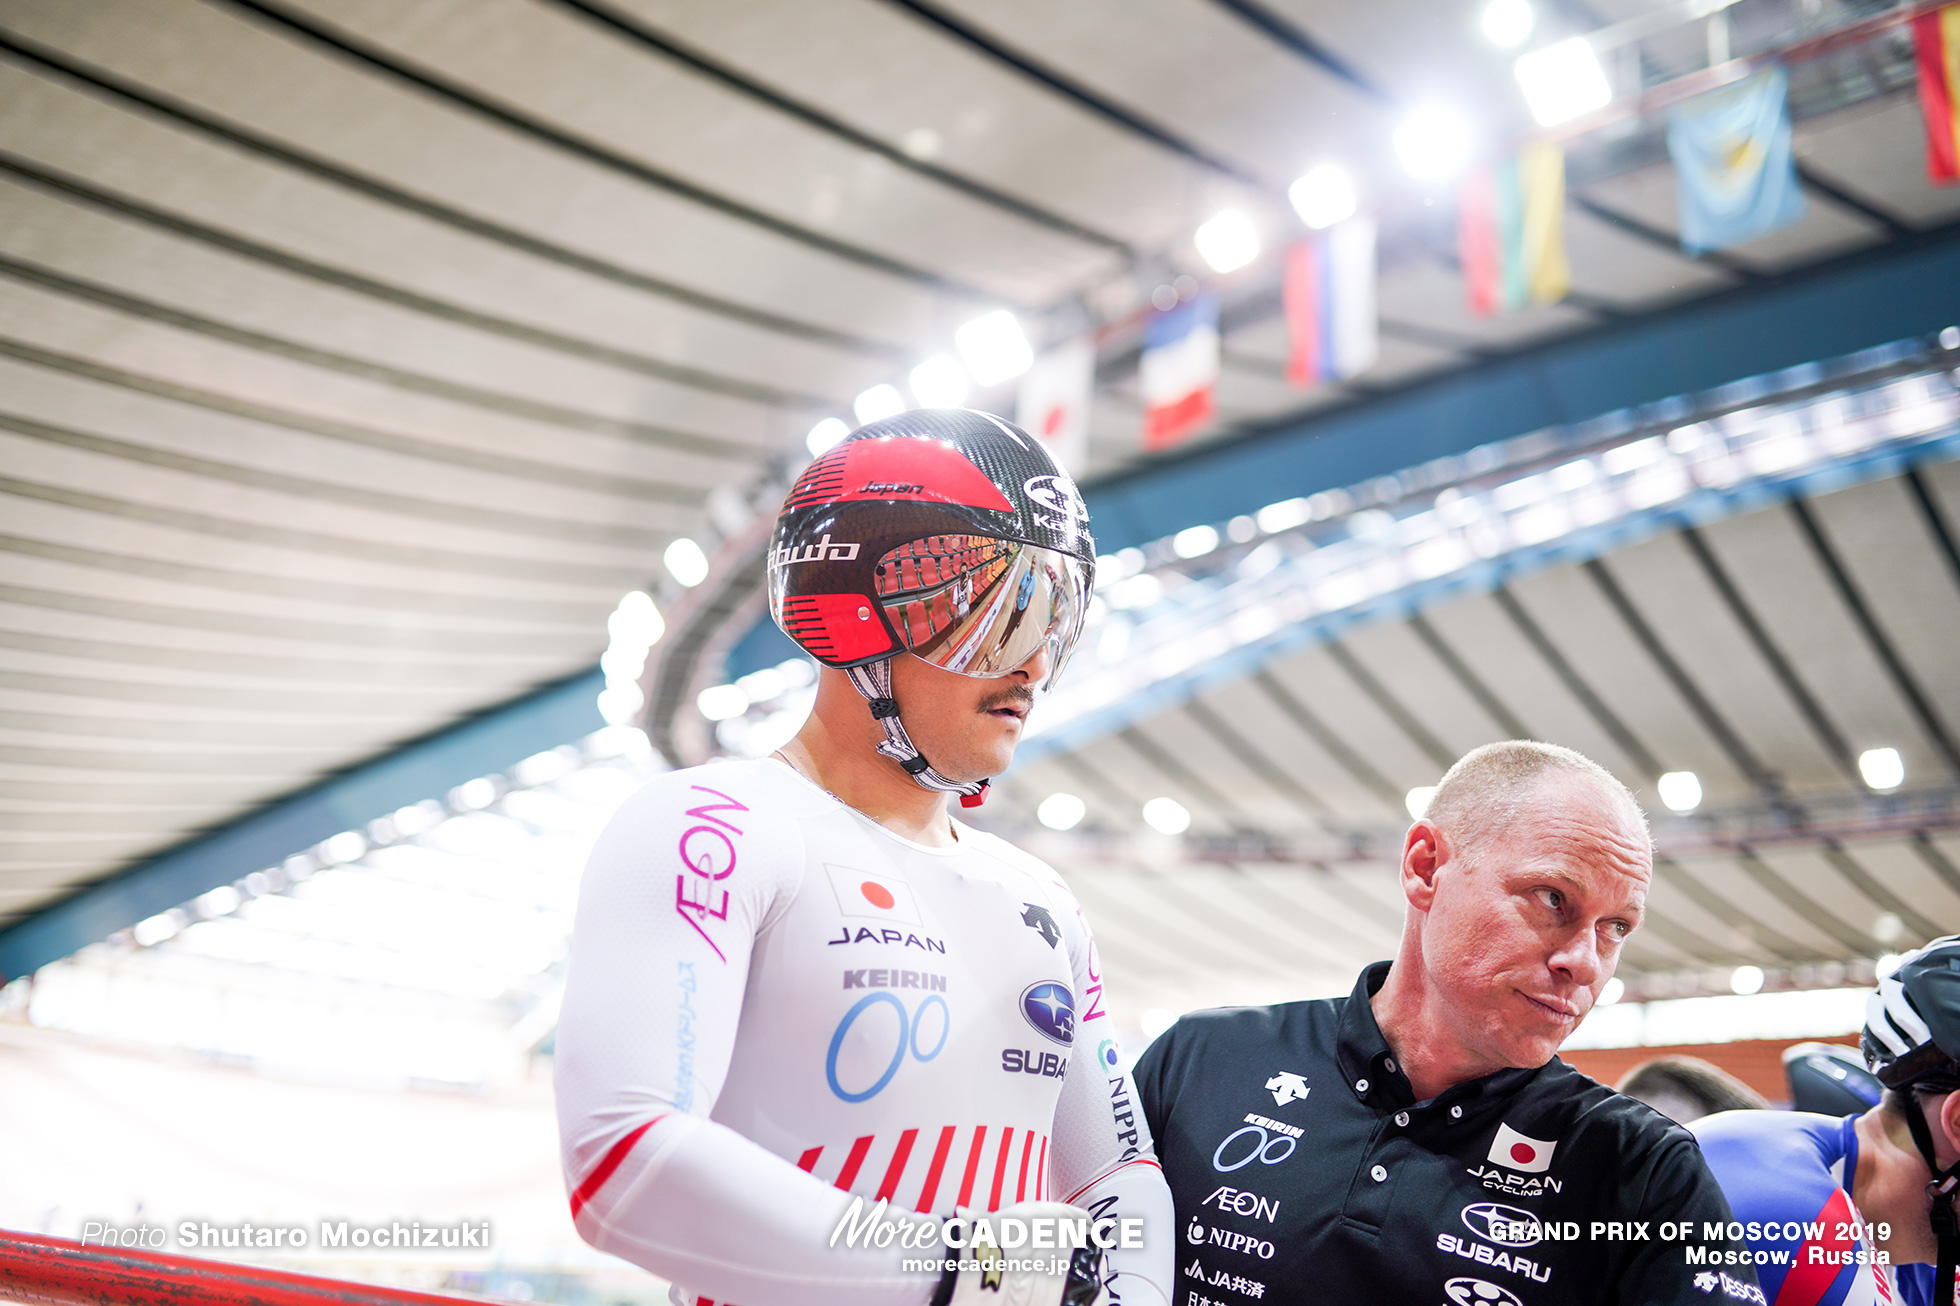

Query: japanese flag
[
  {"left": 824, "top": 863, "right": 922, "bottom": 925},
  {"left": 1015, "top": 336, "right": 1094, "bottom": 473},
  {"left": 1488, "top": 1122, "right": 1557, "bottom": 1173}
]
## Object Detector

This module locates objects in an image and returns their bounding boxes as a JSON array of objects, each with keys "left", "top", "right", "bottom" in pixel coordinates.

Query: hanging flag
[
  {"left": 1667, "top": 66, "right": 1806, "bottom": 253},
  {"left": 1283, "top": 216, "right": 1378, "bottom": 388},
  {"left": 1139, "top": 294, "right": 1219, "bottom": 452},
  {"left": 1459, "top": 141, "right": 1571, "bottom": 317},
  {"left": 1913, "top": 3, "right": 1960, "bottom": 185},
  {"left": 1015, "top": 336, "right": 1095, "bottom": 472}
]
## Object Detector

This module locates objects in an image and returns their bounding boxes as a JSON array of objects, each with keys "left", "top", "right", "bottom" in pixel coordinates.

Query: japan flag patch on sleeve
[{"left": 1487, "top": 1122, "right": 1557, "bottom": 1173}]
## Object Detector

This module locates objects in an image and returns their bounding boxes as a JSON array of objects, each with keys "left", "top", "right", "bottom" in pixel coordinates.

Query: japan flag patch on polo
[{"left": 1487, "top": 1122, "right": 1557, "bottom": 1173}]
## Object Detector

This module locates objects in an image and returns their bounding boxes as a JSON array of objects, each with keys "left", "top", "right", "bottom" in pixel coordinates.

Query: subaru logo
[
  {"left": 1460, "top": 1202, "right": 1542, "bottom": 1247},
  {"left": 1021, "top": 981, "right": 1075, "bottom": 1045},
  {"left": 1443, "top": 1279, "right": 1523, "bottom": 1306}
]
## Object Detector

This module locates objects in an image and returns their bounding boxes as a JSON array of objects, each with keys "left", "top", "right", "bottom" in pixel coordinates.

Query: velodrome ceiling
[
  {"left": 989, "top": 459, "right": 1960, "bottom": 1014},
  {"left": 4, "top": 0, "right": 1960, "bottom": 956}
]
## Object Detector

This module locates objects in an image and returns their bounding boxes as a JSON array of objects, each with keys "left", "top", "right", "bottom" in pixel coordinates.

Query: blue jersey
[{"left": 1693, "top": 1110, "right": 1930, "bottom": 1306}]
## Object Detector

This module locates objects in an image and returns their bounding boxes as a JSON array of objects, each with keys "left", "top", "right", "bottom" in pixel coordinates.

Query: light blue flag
[{"left": 1667, "top": 67, "right": 1806, "bottom": 254}]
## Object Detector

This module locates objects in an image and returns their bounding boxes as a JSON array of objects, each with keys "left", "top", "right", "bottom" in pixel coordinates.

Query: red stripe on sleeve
[
  {"left": 877, "top": 1129, "right": 920, "bottom": 1202},
  {"left": 1015, "top": 1130, "right": 1034, "bottom": 1202},
  {"left": 796, "top": 1146, "right": 823, "bottom": 1174},
  {"left": 1035, "top": 1135, "right": 1048, "bottom": 1201},
  {"left": 989, "top": 1127, "right": 1016, "bottom": 1211},
  {"left": 915, "top": 1126, "right": 957, "bottom": 1213},
  {"left": 957, "top": 1126, "right": 988, "bottom": 1207},
  {"left": 1774, "top": 1188, "right": 1858, "bottom": 1306},
  {"left": 834, "top": 1135, "right": 875, "bottom": 1191},
  {"left": 568, "top": 1116, "right": 665, "bottom": 1221}
]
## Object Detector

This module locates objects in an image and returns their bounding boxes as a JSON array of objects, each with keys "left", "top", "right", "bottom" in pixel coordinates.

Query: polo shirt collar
[{"left": 1336, "top": 960, "right": 1547, "bottom": 1115}]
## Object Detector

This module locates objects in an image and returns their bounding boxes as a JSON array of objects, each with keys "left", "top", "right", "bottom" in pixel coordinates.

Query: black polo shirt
[{"left": 1134, "top": 963, "right": 1763, "bottom": 1306}]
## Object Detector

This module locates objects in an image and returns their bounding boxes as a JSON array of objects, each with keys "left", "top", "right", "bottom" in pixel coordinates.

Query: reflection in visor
[{"left": 874, "top": 536, "right": 1089, "bottom": 687}]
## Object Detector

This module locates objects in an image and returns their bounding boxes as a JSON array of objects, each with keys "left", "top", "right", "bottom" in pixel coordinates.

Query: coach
[{"left": 1134, "top": 741, "right": 1761, "bottom": 1306}]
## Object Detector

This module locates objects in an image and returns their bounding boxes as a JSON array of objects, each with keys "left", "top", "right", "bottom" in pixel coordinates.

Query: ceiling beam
[{"left": 0, "top": 667, "right": 607, "bottom": 981}]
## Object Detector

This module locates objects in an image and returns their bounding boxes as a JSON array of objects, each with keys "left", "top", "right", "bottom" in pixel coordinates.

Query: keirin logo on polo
[
  {"left": 1212, "top": 1124, "right": 1296, "bottom": 1173},
  {"left": 1443, "top": 1277, "right": 1524, "bottom": 1306},
  {"left": 1486, "top": 1122, "right": 1556, "bottom": 1173}
]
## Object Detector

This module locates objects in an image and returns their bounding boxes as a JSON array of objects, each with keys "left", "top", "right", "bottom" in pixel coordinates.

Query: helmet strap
[
  {"left": 844, "top": 659, "right": 990, "bottom": 807},
  {"left": 1903, "top": 1091, "right": 1960, "bottom": 1304}
]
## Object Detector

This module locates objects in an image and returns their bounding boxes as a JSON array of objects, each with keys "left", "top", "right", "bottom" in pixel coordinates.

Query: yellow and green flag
[{"left": 1458, "top": 141, "right": 1570, "bottom": 318}]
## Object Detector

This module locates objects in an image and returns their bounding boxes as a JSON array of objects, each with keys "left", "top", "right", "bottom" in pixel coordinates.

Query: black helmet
[
  {"left": 1863, "top": 935, "right": 1960, "bottom": 1306},
  {"left": 767, "top": 409, "right": 1095, "bottom": 803},
  {"left": 1863, "top": 935, "right": 1960, "bottom": 1090}
]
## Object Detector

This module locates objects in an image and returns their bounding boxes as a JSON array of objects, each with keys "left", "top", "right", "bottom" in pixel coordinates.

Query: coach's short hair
[{"left": 1422, "top": 739, "right": 1647, "bottom": 862}]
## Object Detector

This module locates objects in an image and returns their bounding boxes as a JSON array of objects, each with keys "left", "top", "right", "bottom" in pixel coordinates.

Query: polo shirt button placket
[
  {"left": 1393, "top": 1111, "right": 1409, "bottom": 1128},
  {"left": 1370, "top": 1164, "right": 1387, "bottom": 1182},
  {"left": 1450, "top": 1105, "right": 1463, "bottom": 1119}
]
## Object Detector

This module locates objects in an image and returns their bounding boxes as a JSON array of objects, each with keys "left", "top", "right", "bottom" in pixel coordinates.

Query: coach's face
[{"left": 1413, "top": 775, "right": 1651, "bottom": 1069}]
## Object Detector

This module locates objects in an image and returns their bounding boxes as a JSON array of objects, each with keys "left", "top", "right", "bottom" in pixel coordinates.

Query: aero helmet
[
  {"left": 1863, "top": 935, "right": 1960, "bottom": 1302},
  {"left": 768, "top": 409, "right": 1095, "bottom": 803}
]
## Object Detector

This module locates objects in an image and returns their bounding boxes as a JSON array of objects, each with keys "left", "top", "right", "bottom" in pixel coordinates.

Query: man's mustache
[{"left": 979, "top": 686, "right": 1035, "bottom": 713}]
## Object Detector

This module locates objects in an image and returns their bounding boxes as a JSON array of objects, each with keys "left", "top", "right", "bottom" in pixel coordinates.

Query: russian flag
[
  {"left": 1915, "top": 3, "right": 1960, "bottom": 185},
  {"left": 1139, "top": 294, "right": 1219, "bottom": 452},
  {"left": 1284, "top": 216, "right": 1378, "bottom": 388}
]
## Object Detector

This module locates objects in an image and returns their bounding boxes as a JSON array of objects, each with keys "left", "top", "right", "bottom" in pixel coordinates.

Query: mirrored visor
[{"left": 873, "top": 536, "right": 1091, "bottom": 691}]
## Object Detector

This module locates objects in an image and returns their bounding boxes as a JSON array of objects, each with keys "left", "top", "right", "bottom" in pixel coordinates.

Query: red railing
[{"left": 0, "top": 1230, "right": 486, "bottom": 1306}]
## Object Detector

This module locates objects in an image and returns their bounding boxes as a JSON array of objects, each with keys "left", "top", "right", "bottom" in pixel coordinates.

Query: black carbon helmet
[
  {"left": 766, "top": 409, "right": 1095, "bottom": 803},
  {"left": 769, "top": 408, "right": 1094, "bottom": 680}
]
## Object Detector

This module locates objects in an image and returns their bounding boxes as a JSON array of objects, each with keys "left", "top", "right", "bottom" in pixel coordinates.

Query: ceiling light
[
  {"left": 1405, "top": 786, "right": 1438, "bottom": 820},
  {"left": 1037, "top": 792, "right": 1087, "bottom": 831},
  {"left": 806, "top": 417, "right": 849, "bottom": 456},
  {"left": 696, "top": 683, "right": 750, "bottom": 722},
  {"left": 1256, "top": 497, "right": 1312, "bottom": 533},
  {"left": 1874, "top": 911, "right": 1904, "bottom": 944},
  {"left": 853, "top": 383, "right": 906, "bottom": 425},
  {"left": 1657, "top": 771, "right": 1702, "bottom": 812},
  {"left": 608, "top": 590, "right": 664, "bottom": 649},
  {"left": 955, "top": 310, "right": 1033, "bottom": 387},
  {"left": 1597, "top": 977, "right": 1624, "bottom": 1006},
  {"left": 1288, "top": 164, "right": 1357, "bottom": 230},
  {"left": 1860, "top": 747, "right": 1905, "bottom": 791},
  {"left": 1195, "top": 209, "right": 1260, "bottom": 273},
  {"left": 1481, "top": 0, "right": 1533, "bottom": 46},
  {"left": 664, "top": 537, "right": 710, "bottom": 587},
  {"left": 1142, "top": 796, "right": 1191, "bottom": 835},
  {"left": 908, "top": 354, "right": 970, "bottom": 408},
  {"left": 1514, "top": 37, "right": 1612, "bottom": 127},
  {"left": 1729, "top": 964, "right": 1765, "bottom": 996},
  {"left": 1172, "top": 524, "right": 1219, "bottom": 558},
  {"left": 1393, "top": 106, "right": 1473, "bottom": 180}
]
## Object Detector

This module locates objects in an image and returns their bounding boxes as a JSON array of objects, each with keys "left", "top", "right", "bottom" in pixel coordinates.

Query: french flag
[
  {"left": 1284, "top": 217, "right": 1378, "bottom": 387},
  {"left": 1139, "top": 294, "right": 1219, "bottom": 452}
]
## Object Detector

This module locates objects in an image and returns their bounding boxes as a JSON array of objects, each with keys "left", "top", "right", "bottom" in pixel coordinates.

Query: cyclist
[
  {"left": 1695, "top": 935, "right": 1960, "bottom": 1306},
  {"left": 554, "top": 409, "right": 1172, "bottom": 1306}
]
